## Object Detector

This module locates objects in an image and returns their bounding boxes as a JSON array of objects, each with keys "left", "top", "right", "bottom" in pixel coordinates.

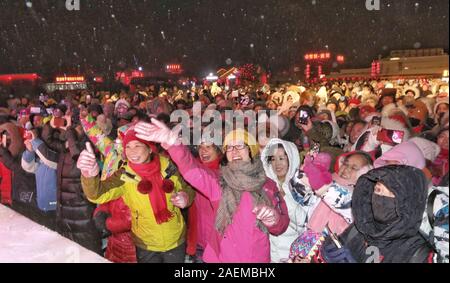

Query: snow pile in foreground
[{"left": 0, "top": 205, "right": 109, "bottom": 263}]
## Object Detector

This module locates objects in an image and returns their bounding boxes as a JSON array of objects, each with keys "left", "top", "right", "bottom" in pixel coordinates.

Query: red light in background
[{"left": 305, "top": 64, "right": 311, "bottom": 79}]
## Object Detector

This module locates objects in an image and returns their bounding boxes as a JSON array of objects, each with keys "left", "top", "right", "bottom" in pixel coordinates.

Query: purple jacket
[{"left": 168, "top": 145, "right": 289, "bottom": 263}]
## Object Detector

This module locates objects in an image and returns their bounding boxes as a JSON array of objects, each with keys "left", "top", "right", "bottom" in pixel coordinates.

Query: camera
[
  {"left": 298, "top": 110, "right": 309, "bottom": 125},
  {"left": 376, "top": 129, "right": 404, "bottom": 146}
]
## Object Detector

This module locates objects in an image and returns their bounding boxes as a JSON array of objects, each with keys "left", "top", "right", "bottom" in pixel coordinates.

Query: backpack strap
[{"left": 427, "top": 190, "right": 442, "bottom": 227}]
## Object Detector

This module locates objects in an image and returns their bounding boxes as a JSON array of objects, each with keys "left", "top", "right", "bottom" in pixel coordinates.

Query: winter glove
[
  {"left": 93, "top": 211, "right": 112, "bottom": 238},
  {"left": 76, "top": 142, "right": 100, "bottom": 178},
  {"left": 253, "top": 205, "right": 280, "bottom": 228},
  {"left": 134, "top": 119, "right": 182, "bottom": 149},
  {"left": 170, "top": 191, "right": 189, "bottom": 209},
  {"left": 321, "top": 241, "right": 356, "bottom": 263}
]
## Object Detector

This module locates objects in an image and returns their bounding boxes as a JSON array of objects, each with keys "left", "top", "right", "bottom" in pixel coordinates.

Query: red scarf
[
  {"left": 201, "top": 157, "right": 221, "bottom": 170},
  {"left": 128, "top": 157, "right": 174, "bottom": 224}
]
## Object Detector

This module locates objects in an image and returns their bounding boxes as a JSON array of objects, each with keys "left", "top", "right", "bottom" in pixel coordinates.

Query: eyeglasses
[
  {"left": 267, "top": 155, "right": 288, "bottom": 163},
  {"left": 224, "top": 144, "right": 247, "bottom": 152}
]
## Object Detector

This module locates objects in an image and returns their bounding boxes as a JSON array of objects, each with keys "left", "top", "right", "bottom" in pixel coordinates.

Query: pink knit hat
[{"left": 303, "top": 153, "right": 333, "bottom": 191}]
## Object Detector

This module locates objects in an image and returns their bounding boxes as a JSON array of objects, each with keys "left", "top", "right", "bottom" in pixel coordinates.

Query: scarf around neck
[
  {"left": 128, "top": 156, "right": 174, "bottom": 224},
  {"left": 215, "top": 157, "right": 272, "bottom": 235}
]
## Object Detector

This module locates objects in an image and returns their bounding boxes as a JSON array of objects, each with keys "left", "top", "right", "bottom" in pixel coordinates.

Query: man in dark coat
[
  {"left": 321, "top": 165, "right": 433, "bottom": 263},
  {"left": 41, "top": 117, "right": 102, "bottom": 255}
]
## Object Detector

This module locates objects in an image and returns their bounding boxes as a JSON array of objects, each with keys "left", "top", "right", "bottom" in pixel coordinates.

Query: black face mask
[
  {"left": 372, "top": 194, "right": 398, "bottom": 225},
  {"left": 409, "top": 117, "right": 421, "bottom": 128}
]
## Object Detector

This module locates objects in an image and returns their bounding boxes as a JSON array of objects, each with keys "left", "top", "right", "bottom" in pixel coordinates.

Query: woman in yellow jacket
[{"left": 77, "top": 126, "right": 195, "bottom": 263}]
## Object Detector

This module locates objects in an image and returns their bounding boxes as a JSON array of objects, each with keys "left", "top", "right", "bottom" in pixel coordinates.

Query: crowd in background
[{"left": 0, "top": 77, "right": 448, "bottom": 263}]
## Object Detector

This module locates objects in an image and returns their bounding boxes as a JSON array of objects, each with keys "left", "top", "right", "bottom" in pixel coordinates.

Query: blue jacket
[{"left": 21, "top": 139, "right": 58, "bottom": 212}]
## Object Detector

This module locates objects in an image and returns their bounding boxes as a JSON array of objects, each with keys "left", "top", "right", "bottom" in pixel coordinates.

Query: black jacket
[
  {"left": 338, "top": 165, "right": 431, "bottom": 263},
  {"left": 41, "top": 125, "right": 102, "bottom": 254}
]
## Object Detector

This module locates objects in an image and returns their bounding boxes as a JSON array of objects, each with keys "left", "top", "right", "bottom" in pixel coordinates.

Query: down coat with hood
[
  {"left": 261, "top": 138, "right": 308, "bottom": 263},
  {"left": 41, "top": 124, "right": 102, "bottom": 254},
  {"left": 331, "top": 165, "right": 432, "bottom": 263}
]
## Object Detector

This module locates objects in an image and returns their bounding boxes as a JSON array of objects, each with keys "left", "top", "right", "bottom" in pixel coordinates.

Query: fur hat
[
  {"left": 403, "top": 86, "right": 421, "bottom": 99},
  {"left": 417, "top": 97, "right": 435, "bottom": 118},
  {"left": 381, "top": 103, "right": 408, "bottom": 118},
  {"left": 115, "top": 99, "right": 130, "bottom": 111},
  {"left": 407, "top": 100, "right": 429, "bottom": 124}
]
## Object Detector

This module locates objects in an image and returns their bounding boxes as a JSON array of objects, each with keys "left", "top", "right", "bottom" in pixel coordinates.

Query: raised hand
[
  {"left": 76, "top": 142, "right": 99, "bottom": 178},
  {"left": 252, "top": 205, "right": 280, "bottom": 228},
  {"left": 170, "top": 191, "right": 189, "bottom": 209},
  {"left": 134, "top": 118, "right": 181, "bottom": 149}
]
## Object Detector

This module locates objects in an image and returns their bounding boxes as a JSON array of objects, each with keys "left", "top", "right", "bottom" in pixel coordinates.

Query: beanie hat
[
  {"left": 409, "top": 137, "right": 441, "bottom": 162},
  {"left": 115, "top": 99, "right": 130, "bottom": 111},
  {"left": 359, "top": 105, "right": 376, "bottom": 118},
  {"left": 348, "top": 98, "right": 361, "bottom": 106},
  {"left": 326, "top": 97, "right": 339, "bottom": 109},
  {"left": 374, "top": 141, "right": 426, "bottom": 169},
  {"left": 223, "top": 129, "right": 259, "bottom": 158},
  {"left": 434, "top": 97, "right": 449, "bottom": 115},
  {"left": 302, "top": 153, "right": 332, "bottom": 191},
  {"left": 122, "top": 127, "right": 157, "bottom": 155}
]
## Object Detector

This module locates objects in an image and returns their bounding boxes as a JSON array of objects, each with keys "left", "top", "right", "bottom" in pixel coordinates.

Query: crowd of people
[{"left": 0, "top": 77, "right": 448, "bottom": 263}]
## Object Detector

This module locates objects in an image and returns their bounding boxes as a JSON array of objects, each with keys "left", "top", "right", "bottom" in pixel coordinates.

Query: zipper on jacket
[{"left": 135, "top": 210, "right": 139, "bottom": 227}]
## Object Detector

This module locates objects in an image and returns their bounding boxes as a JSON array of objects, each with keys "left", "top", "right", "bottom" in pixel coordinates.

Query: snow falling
[{"left": 0, "top": 0, "right": 447, "bottom": 76}]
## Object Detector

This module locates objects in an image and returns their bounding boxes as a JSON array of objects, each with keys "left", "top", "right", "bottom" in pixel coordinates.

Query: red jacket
[
  {"left": 0, "top": 162, "right": 12, "bottom": 205},
  {"left": 94, "top": 198, "right": 137, "bottom": 263}
]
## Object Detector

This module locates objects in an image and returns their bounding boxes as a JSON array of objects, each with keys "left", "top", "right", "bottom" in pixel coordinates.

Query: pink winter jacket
[
  {"left": 167, "top": 145, "right": 290, "bottom": 263},
  {"left": 307, "top": 201, "right": 350, "bottom": 236}
]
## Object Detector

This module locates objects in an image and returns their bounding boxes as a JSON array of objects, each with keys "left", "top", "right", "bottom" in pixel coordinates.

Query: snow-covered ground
[{"left": 0, "top": 205, "right": 109, "bottom": 263}]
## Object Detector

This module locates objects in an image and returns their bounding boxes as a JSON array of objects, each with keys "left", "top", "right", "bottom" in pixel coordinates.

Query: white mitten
[
  {"left": 253, "top": 205, "right": 280, "bottom": 228},
  {"left": 170, "top": 191, "right": 189, "bottom": 209},
  {"left": 77, "top": 142, "right": 100, "bottom": 178},
  {"left": 134, "top": 119, "right": 181, "bottom": 149}
]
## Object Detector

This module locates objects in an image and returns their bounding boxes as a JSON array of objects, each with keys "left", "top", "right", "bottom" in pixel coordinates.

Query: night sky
[{"left": 0, "top": 0, "right": 448, "bottom": 78}]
